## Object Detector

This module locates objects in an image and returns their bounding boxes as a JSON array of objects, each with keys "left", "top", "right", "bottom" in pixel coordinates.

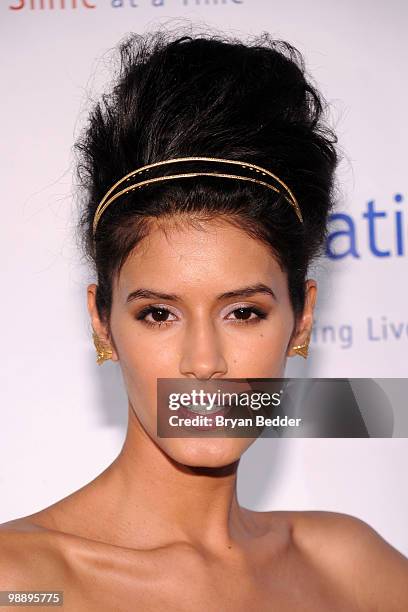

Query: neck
[{"left": 74, "top": 404, "right": 251, "bottom": 552}]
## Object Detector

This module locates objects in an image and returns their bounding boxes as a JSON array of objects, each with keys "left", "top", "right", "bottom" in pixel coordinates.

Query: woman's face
[{"left": 88, "top": 217, "right": 316, "bottom": 467}]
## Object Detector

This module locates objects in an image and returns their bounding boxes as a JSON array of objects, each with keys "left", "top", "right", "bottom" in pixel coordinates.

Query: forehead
[{"left": 115, "top": 217, "right": 287, "bottom": 296}]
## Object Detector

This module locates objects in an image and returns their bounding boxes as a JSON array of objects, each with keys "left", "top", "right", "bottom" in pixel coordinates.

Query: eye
[
  {"left": 135, "top": 305, "right": 177, "bottom": 328},
  {"left": 135, "top": 304, "right": 268, "bottom": 329},
  {"left": 225, "top": 306, "right": 268, "bottom": 325}
]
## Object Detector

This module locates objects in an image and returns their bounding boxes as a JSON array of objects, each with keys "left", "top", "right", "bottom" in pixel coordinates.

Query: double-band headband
[{"left": 92, "top": 156, "right": 303, "bottom": 240}]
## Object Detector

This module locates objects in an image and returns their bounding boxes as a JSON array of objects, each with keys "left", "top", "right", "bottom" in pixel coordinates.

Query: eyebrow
[{"left": 126, "top": 283, "right": 277, "bottom": 303}]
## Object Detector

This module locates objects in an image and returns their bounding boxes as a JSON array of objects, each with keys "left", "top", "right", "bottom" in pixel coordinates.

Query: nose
[{"left": 179, "top": 316, "right": 228, "bottom": 380}]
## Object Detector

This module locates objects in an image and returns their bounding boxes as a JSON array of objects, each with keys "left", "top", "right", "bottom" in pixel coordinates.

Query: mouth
[
  {"left": 187, "top": 403, "right": 231, "bottom": 416},
  {"left": 174, "top": 402, "right": 233, "bottom": 431}
]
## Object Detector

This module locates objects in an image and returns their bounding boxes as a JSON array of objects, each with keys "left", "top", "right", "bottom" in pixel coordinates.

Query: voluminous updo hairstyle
[{"left": 75, "top": 26, "right": 338, "bottom": 326}]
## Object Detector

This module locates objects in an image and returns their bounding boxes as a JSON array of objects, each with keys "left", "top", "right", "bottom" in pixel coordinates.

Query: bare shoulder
[
  {"left": 290, "top": 510, "right": 408, "bottom": 610},
  {"left": 0, "top": 517, "right": 73, "bottom": 589}
]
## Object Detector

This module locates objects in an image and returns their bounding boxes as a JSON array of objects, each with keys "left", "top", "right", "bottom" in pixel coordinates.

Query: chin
[{"left": 161, "top": 437, "right": 251, "bottom": 469}]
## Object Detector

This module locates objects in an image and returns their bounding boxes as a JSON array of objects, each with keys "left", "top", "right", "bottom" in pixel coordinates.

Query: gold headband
[{"left": 92, "top": 156, "right": 303, "bottom": 240}]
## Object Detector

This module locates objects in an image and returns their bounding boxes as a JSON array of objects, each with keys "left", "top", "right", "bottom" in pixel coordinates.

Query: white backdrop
[{"left": 2, "top": 1, "right": 408, "bottom": 556}]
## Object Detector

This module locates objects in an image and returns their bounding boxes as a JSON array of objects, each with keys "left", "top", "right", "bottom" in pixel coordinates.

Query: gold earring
[
  {"left": 92, "top": 330, "right": 113, "bottom": 365},
  {"left": 292, "top": 330, "right": 311, "bottom": 359}
]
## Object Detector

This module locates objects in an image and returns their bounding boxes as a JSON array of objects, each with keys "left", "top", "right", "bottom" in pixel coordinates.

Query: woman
[{"left": 1, "top": 28, "right": 407, "bottom": 611}]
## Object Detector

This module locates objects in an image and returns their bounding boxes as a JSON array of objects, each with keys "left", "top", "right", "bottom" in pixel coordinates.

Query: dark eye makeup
[{"left": 135, "top": 305, "right": 268, "bottom": 329}]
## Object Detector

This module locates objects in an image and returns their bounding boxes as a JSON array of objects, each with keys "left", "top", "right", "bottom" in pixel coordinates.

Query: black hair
[{"left": 75, "top": 27, "right": 338, "bottom": 327}]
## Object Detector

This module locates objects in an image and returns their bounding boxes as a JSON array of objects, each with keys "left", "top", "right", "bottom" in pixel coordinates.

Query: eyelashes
[
  {"left": 135, "top": 305, "right": 268, "bottom": 329},
  {"left": 135, "top": 306, "right": 174, "bottom": 329}
]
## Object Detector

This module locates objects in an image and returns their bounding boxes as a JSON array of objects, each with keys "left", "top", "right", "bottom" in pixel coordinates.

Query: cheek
[
  {"left": 111, "top": 308, "right": 176, "bottom": 372},
  {"left": 108, "top": 315, "right": 165, "bottom": 430},
  {"left": 228, "top": 313, "right": 293, "bottom": 369},
  {"left": 230, "top": 339, "right": 286, "bottom": 377}
]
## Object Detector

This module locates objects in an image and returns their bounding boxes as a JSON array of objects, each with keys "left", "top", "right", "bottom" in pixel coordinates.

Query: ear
[
  {"left": 287, "top": 279, "right": 317, "bottom": 357},
  {"left": 87, "top": 283, "right": 119, "bottom": 362}
]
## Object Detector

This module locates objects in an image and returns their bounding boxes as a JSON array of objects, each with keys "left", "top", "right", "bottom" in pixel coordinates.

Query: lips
[
  {"left": 174, "top": 402, "right": 233, "bottom": 431},
  {"left": 178, "top": 402, "right": 232, "bottom": 420},
  {"left": 188, "top": 403, "right": 231, "bottom": 416}
]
